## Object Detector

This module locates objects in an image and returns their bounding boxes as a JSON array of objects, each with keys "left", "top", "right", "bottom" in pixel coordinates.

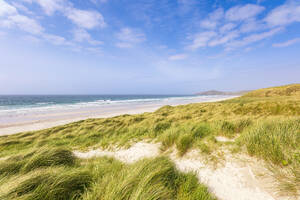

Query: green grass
[
  {"left": 239, "top": 119, "right": 300, "bottom": 166},
  {"left": 0, "top": 152, "right": 216, "bottom": 200},
  {"left": 0, "top": 148, "right": 76, "bottom": 176},
  {"left": 0, "top": 83, "right": 300, "bottom": 199}
]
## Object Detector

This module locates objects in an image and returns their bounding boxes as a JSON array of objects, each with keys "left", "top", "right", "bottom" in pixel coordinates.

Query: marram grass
[
  {"left": 0, "top": 150, "right": 216, "bottom": 200},
  {"left": 0, "top": 83, "right": 299, "bottom": 199}
]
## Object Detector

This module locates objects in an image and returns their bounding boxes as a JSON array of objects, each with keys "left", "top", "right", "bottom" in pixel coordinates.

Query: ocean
[
  {"left": 0, "top": 94, "right": 235, "bottom": 135},
  {"left": 0, "top": 94, "right": 208, "bottom": 114}
]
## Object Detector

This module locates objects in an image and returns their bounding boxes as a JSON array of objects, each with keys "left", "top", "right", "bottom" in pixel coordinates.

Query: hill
[
  {"left": 243, "top": 83, "right": 300, "bottom": 97},
  {"left": 196, "top": 90, "right": 250, "bottom": 96}
]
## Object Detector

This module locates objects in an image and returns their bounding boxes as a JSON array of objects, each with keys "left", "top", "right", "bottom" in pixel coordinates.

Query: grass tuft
[
  {"left": 23, "top": 148, "right": 76, "bottom": 172},
  {"left": 176, "top": 134, "right": 194, "bottom": 156}
]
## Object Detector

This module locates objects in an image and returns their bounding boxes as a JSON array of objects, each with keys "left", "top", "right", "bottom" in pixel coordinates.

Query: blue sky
[{"left": 0, "top": 0, "right": 300, "bottom": 94}]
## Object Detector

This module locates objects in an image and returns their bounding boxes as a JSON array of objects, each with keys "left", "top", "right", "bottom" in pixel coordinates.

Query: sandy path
[{"left": 73, "top": 142, "right": 290, "bottom": 200}]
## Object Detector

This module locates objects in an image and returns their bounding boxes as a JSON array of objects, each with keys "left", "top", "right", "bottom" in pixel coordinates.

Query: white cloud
[
  {"left": 43, "top": 33, "right": 67, "bottom": 45},
  {"left": 168, "top": 54, "right": 188, "bottom": 60},
  {"left": 265, "top": 2, "right": 300, "bottom": 27},
  {"left": 73, "top": 28, "right": 103, "bottom": 45},
  {"left": 187, "top": 3, "right": 297, "bottom": 51},
  {"left": 200, "top": 19, "right": 218, "bottom": 30},
  {"left": 11, "top": 2, "right": 34, "bottom": 15},
  {"left": 4, "top": 14, "right": 44, "bottom": 35},
  {"left": 187, "top": 31, "right": 217, "bottom": 50},
  {"left": 225, "top": 4, "right": 265, "bottom": 21},
  {"left": 0, "top": 1, "right": 43, "bottom": 35},
  {"left": 90, "top": 0, "right": 107, "bottom": 4},
  {"left": 219, "top": 23, "right": 236, "bottom": 33},
  {"left": 209, "top": 31, "right": 239, "bottom": 47},
  {"left": 21, "top": 0, "right": 66, "bottom": 15},
  {"left": 22, "top": 0, "right": 106, "bottom": 30},
  {"left": 226, "top": 27, "right": 283, "bottom": 50},
  {"left": 0, "top": 0, "right": 17, "bottom": 16},
  {"left": 239, "top": 19, "right": 265, "bottom": 33},
  {"left": 115, "top": 28, "right": 146, "bottom": 48},
  {"left": 66, "top": 8, "right": 106, "bottom": 29},
  {"left": 272, "top": 37, "right": 300, "bottom": 47},
  {"left": 35, "top": 0, "right": 65, "bottom": 15},
  {"left": 200, "top": 8, "right": 223, "bottom": 29}
]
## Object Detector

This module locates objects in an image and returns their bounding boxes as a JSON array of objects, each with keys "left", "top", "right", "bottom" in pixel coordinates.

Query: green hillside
[{"left": 243, "top": 83, "right": 300, "bottom": 97}]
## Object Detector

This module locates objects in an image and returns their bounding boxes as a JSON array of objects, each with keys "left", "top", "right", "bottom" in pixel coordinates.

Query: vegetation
[
  {"left": 0, "top": 149, "right": 215, "bottom": 200},
  {"left": 0, "top": 83, "right": 299, "bottom": 199}
]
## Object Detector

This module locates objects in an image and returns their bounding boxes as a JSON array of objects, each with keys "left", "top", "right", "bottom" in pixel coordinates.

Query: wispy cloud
[
  {"left": 226, "top": 27, "right": 283, "bottom": 50},
  {"left": 90, "top": 0, "right": 107, "bottom": 4},
  {"left": 21, "top": 0, "right": 106, "bottom": 29},
  {"left": 219, "top": 23, "right": 236, "bottom": 33},
  {"left": 265, "top": 2, "right": 300, "bottom": 27},
  {"left": 19, "top": 0, "right": 66, "bottom": 15},
  {"left": 0, "top": 0, "right": 105, "bottom": 52},
  {"left": 187, "top": 31, "right": 217, "bottom": 50},
  {"left": 209, "top": 30, "right": 239, "bottom": 47},
  {"left": 186, "top": 2, "right": 300, "bottom": 51},
  {"left": 273, "top": 37, "right": 300, "bottom": 47},
  {"left": 72, "top": 28, "right": 103, "bottom": 45},
  {"left": 0, "top": 1, "right": 43, "bottom": 35},
  {"left": 34, "top": 0, "right": 66, "bottom": 15},
  {"left": 43, "top": 33, "right": 68, "bottom": 45},
  {"left": 115, "top": 27, "right": 146, "bottom": 48},
  {"left": 225, "top": 4, "right": 265, "bottom": 21},
  {"left": 7, "top": 14, "right": 44, "bottom": 34},
  {"left": 65, "top": 8, "right": 105, "bottom": 29},
  {"left": 200, "top": 8, "right": 223, "bottom": 29},
  {"left": 168, "top": 54, "right": 188, "bottom": 60},
  {"left": 0, "top": 0, "right": 17, "bottom": 16}
]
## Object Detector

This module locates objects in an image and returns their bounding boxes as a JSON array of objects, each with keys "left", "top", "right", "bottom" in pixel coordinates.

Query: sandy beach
[{"left": 0, "top": 96, "right": 236, "bottom": 136}]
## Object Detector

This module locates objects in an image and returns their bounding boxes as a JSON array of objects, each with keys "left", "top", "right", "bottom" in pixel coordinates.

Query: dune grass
[
  {"left": 0, "top": 148, "right": 216, "bottom": 200},
  {"left": 0, "top": 83, "right": 299, "bottom": 199}
]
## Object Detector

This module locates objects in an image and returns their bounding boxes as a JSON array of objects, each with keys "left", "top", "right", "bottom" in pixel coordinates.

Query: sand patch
[
  {"left": 74, "top": 142, "right": 160, "bottom": 163},
  {"left": 215, "top": 136, "right": 235, "bottom": 142},
  {"left": 74, "top": 142, "right": 293, "bottom": 200}
]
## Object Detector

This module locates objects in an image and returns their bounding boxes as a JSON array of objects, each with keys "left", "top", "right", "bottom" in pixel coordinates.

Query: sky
[{"left": 0, "top": 0, "right": 300, "bottom": 94}]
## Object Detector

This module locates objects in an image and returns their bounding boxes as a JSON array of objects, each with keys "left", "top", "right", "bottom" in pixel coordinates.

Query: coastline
[{"left": 0, "top": 96, "right": 237, "bottom": 136}]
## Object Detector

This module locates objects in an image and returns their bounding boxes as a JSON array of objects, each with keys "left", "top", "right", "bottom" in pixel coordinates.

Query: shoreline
[{"left": 0, "top": 96, "right": 237, "bottom": 136}]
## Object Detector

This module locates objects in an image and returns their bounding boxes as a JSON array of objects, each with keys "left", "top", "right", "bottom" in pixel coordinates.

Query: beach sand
[{"left": 0, "top": 96, "right": 236, "bottom": 136}]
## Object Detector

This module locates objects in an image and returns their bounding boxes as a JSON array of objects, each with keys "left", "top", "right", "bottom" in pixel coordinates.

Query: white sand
[
  {"left": 74, "top": 142, "right": 160, "bottom": 164},
  {"left": 74, "top": 142, "right": 294, "bottom": 200},
  {"left": 215, "top": 136, "right": 235, "bottom": 142}
]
